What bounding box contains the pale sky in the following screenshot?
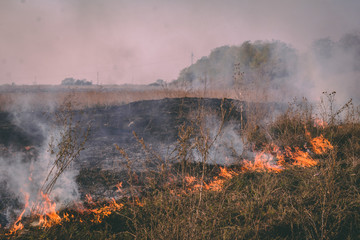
[1,0,360,85]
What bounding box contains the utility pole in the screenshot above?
[96,71,99,85]
[191,52,194,65]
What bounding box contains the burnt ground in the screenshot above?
[0,97,286,226]
[80,98,246,169]
[0,97,285,159]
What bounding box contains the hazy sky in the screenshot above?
[1,0,360,85]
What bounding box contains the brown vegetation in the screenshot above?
[1,88,359,239]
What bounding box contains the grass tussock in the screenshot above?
[1,94,360,240]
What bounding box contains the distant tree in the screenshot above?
[174,40,297,89]
[149,79,166,87]
[61,78,92,86]
[61,78,75,85]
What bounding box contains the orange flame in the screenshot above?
[36,192,62,228]
[291,147,318,167]
[242,151,283,172]
[85,194,95,205]
[206,167,238,191]
[184,167,238,192]
[6,192,29,235]
[89,198,123,223]
[115,182,123,192]
[310,135,333,154]
[218,166,238,178]
[185,175,196,185]
[241,131,333,172]
[135,197,145,207]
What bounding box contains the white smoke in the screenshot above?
[191,114,244,165]
[0,101,80,225]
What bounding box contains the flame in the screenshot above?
[206,167,238,191]
[205,179,224,191]
[185,175,196,185]
[36,192,62,228]
[184,167,238,192]
[218,166,238,178]
[89,198,123,223]
[115,182,123,192]
[85,194,95,205]
[291,147,318,167]
[135,197,145,207]
[5,187,125,234]
[6,192,29,235]
[242,151,283,172]
[241,131,333,171]
[310,135,333,154]
[3,128,334,235]
[62,212,70,222]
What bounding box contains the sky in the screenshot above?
[1,0,360,85]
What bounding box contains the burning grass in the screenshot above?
[1,95,359,239]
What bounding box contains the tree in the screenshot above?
[61,78,92,86]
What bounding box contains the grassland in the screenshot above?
[0,86,359,239]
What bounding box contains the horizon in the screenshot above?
[1,0,360,86]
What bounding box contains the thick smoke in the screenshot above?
[0,98,80,226]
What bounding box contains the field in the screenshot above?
[0,85,359,239]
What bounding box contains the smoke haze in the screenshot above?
[1,0,360,86]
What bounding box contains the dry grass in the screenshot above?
[1,88,359,239]
[0,84,290,112]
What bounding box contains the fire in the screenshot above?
[242,151,283,172]
[291,147,318,167]
[85,194,95,205]
[3,127,334,236]
[184,167,238,192]
[6,192,29,235]
[115,182,123,192]
[218,166,238,178]
[135,197,145,207]
[32,193,125,226]
[310,135,334,154]
[62,212,71,222]
[241,132,333,172]
[89,198,123,223]
[185,175,197,185]
[36,192,62,228]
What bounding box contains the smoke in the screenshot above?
[174,32,360,106]
[190,114,244,166]
[295,33,360,105]
[0,98,80,226]
[1,0,360,85]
